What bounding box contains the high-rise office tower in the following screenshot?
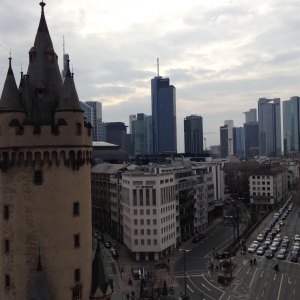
[184,115,203,154]
[243,108,259,158]
[258,98,281,157]
[61,37,69,80]
[80,101,102,141]
[131,114,153,155]
[129,114,137,134]
[85,101,102,141]
[220,120,234,158]
[243,108,257,123]
[283,96,300,154]
[105,122,128,150]
[233,127,244,157]
[0,2,95,299]
[151,76,177,153]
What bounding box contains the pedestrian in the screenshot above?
[212,264,214,271]
[253,258,256,265]
[250,259,253,267]
[168,258,170,264]
[216,265,219,271]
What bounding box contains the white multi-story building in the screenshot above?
[121,171,176,261]
[249,169,282,211]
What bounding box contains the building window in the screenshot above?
[5,275,10,288]
[74,234,80,248]
[141,229,144,235]
[34,170,43,185]
[37,90,45,99]
[141,239,144,245]
[252,176,255,179]
[133,190,137,206]
[29,53,36,63]
[153,209,156,215]
[72,285,82,300]
[147,219,150,225]
[147,229,151,235]
[73,202,80,216]
[152,189,156,205]
[154,229,157,235]
[262,181,265,185]
[140,189,143,205]
[252,181,255,185]
[76,123,82,135]
[154,239,157,245]
[153,219,157,225]
[46,53,54,63]
[257,176,260,179]
[146,209,150,215]
[146,189,150,205]
[147,239,151,245]
[253,192,256,195]
[4,240,9,253]
[140,209,144,215]
[134,239,138,245]
[74,269,80,282]
[134,229,138,235]
[3,205,9,220]
[134,209,137,215]
[134,219,138,225]
[140,219,144,225]
[267,182,270,185]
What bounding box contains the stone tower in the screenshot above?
[0,2,93,299]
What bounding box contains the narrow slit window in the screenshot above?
[73,202,80,216]
[74,234,80,248]
[75,269,80,282]
[4,240,9,253]
[4,205,9,220]
[76,123,82,135]
[5,275,10,288]
[34,170,43,185]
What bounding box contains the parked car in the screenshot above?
[257,234,265,242]
[111,249,119,259]
[279,247,287,254]
[105,241,112,248]
[276,250,285,260]
[265,238,272,246]
[93,232,99,237]
[97,235,104,241]
[215,251,229,259]
[291,254,298,263]
[248,244,258,253]
[198,234,205,239]
[270,244,278,252]
[265,249,274,258]
[192,237,200,243]
[257,247,266,256]
[295,234,300,242]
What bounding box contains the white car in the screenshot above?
[252,240,260,247]
[295,234,300,242]
[248,243,258,253]
[270,244,278,252]
[257,234,264,242]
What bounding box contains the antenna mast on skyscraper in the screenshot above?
[157,58,159,76]
[63,36,65,56]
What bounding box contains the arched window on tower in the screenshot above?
[46,52,54,63]
[29,47,36,63]
[37,90,45,99]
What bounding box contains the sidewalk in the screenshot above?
[93,217,225,299]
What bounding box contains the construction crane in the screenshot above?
[203,132,215,150]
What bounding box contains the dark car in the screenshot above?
[215,251,229,259]
[111,249,119,259]
[192,237,200,243]
[291,254,298,263]
[105,241,112,248]
[97,235,104,241]
[198,234,205,239]
[265,249,274,258]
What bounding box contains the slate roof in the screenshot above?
[0,58,24,111]
[90,241,113,297]
[29,255,52,300]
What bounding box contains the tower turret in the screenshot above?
[0,2,93,299]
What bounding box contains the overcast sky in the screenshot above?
[0,0,300,152]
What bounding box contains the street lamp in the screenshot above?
[179,249,190,299]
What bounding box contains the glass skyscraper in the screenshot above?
[184,115,203,154]
[151,76,177,154]
[80,101,102,141]
[283,96,300,154]
[258,98,281,157]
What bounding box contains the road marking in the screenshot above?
[265,281,267,287]
[187,284,194,292]
[276,274,284,300]
[202,283,211,291]
[288,277,291,284]
[274,273,277,281]
[260,271,264,277]
[249,268,257,287]
[293,289,295,294]
[262,291,264,297]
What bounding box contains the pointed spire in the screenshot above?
[38,1,49,33]
[66,59,71,77]
[56,57,83,112]
[0,57,24,111]
[29,253,52,300]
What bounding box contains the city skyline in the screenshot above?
[1,1,300,152]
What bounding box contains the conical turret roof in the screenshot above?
[0,58,24,111]
[56,60,83,112]
[25,1,63,124]
[29,254,52,300]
